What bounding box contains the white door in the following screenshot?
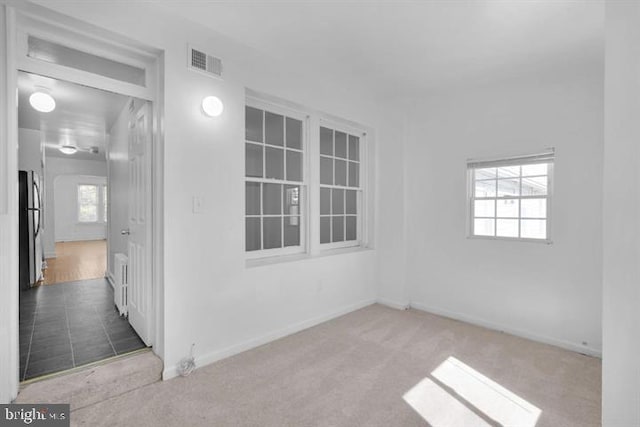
[127,102,153,346]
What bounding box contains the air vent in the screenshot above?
[188,46,223,79]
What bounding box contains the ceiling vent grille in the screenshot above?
[188,46,223,79]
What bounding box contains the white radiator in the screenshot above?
[114,253,128,316]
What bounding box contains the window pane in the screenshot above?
[283,185,300,216]
[474,218,495,236]
[521,219,547,239]
[286,150,302,182]
[263,217,282,249]
[320,188,331,215]
[246,182,260,215]
[265,147,284,179]
[335,131,347,158]
[497,166,520,178]
[521,176,547,196]
[332,189,344,214]
[263,183,282,215]
[496,219,518,237]
[348,135,359,161]
[333,216,344,242]
[474,200,494,217]
[475,168,496,180]
[521,198,547,218]
[245,106,263,142]
[320,157,333,185]
[496,199,519,218]
[245,218,261,251]
[348,162,359,188]
[335,159,347,186]
[320,127,333,155]
[320,217,331,244]
[286,117,302,150]
[103,186,108,222]
[245,143,263,178]
[78,185,98,222]
[346,216,357,241]
[345,190,357,214]
[475,180,496,197]
[497,179,520,197]
[265,111,284,146]
[522,163,548,176]
[283,216,300,247]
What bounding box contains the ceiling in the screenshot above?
[18,71,129,161]
[156,0,604,97]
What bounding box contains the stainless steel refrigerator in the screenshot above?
[19,170,44,289]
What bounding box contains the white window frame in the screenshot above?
[244,97,310,260]
[466,150,554,244]
[318,118,366,250]
[77,183,107,224]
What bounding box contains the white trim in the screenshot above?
[410,302,602,358]
[106,270,116,289]
[466,148,555,168]
[162,298,376,380]
[0,5,20,404]
[1,5,165,401]
[376,298,410,311]
[44,251,56,259]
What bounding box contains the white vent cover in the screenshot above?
[188,45,223,78]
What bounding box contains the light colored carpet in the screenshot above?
[70,304,601,427]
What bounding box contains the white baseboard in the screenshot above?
[44,251,56,259]
[106,271,115,289]
[376,297,410,310]
[55,236,106,242]
[163,298,376,380]
[410,302,602,358]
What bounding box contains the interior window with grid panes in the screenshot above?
[319,126,361,245]
[470,161,551,240]
[245,105,305,253]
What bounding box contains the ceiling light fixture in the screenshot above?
[29,89,56,113]
[59,145,77,155]
[201,95,224,117]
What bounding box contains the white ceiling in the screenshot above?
[157,0,604,97]
[18,71,129,161]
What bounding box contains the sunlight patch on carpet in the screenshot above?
[403,356,541,427]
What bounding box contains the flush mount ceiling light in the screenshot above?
[29,89,56,113]
[201,95,224,117]
[59,145,77,155]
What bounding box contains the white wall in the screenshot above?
[106,99,132,281]
[17,128,42,175]
[53,174,106,242]
[403,68,604,355]
[33,2,389,377]
[43,157,107,257]
[602,1,640,425]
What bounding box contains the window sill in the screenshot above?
[245,245,373,268]
[467,235,553,245]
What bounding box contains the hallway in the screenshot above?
[44,240,107,285]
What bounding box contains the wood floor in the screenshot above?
[43,240,107,285]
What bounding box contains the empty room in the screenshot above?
[0,1,638,426]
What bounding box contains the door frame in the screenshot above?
[0,2,165,402]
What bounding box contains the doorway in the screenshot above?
[2,4,163,400]
[17,71,151,381]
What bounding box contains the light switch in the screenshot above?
[192,196,204,214]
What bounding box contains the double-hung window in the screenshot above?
[78,184,108,223]
[319,124,363,248]
[244,102,306,256]
[468,150,554,242]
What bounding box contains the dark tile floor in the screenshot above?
[19,278,146,381]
